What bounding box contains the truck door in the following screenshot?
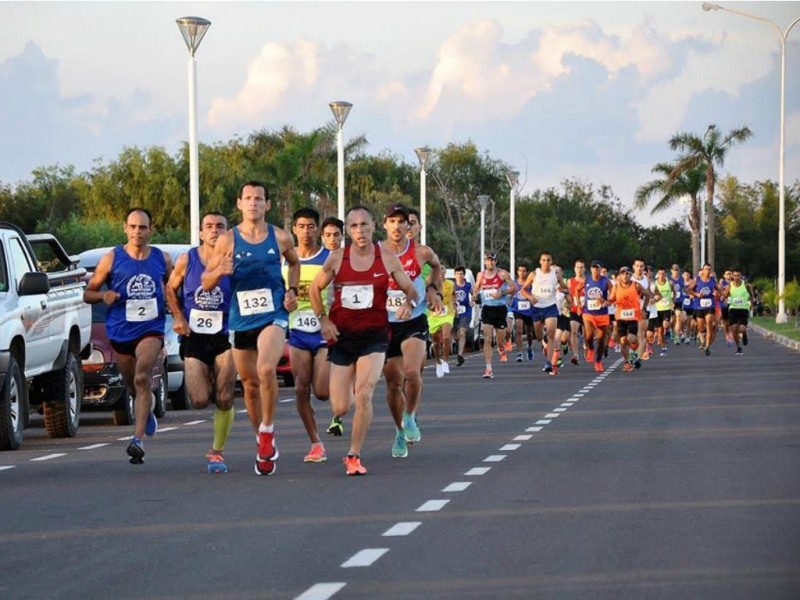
[6,236,49,371]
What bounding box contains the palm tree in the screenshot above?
[668,124,753,268]
[635,162,705,274]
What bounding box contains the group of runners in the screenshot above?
[82,185,755,477]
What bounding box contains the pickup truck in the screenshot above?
[0,222,92,450]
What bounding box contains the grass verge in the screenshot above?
[751,316,800,343]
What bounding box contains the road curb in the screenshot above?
[750,323,800,352]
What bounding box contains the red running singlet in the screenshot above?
[330,243,390,336]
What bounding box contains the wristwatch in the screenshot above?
[287,286,299,296]
[408,299,418,309]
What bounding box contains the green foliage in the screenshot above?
[782,278,800,314]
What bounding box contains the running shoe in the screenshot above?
[542,362,552,373]
[504,340,512,352]
[742,332,748,346]
[442,361,450,374]
[145,411,158,437]
[622,362,634,372]
[327,416,344,437]
[207,451,228,474]
[344,454,367,476]
[254,457,276,476]
[594,361,603,373]
[549,364,559,376]
[614,345,621,354]
[641,351,650,361]
[304,443,327,463]
[516,353,524,363]
[527,347,534,362]
[674,337,681,346]
[704,347,711,356]
[556,357,564,368]
[483,368,494,379]
[257,430,279,461]
[659,347,668,357]
[570,355,579,366]
[391,431,409,458]
[561,343,569,355]
[403,414,421,443]
[435,362,444,378]
[633,357,642,369]
[126,437,145,465]
[584,348,595,362]
[685,338,691,346]
[499,350,508,363]
[456,355,465,367]
[735,348,743,356]
[726,339,733,348]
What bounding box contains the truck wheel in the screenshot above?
[42,352,82,438]
[152,367,167,418]
[170,381,190,410]
[0,356,26,450]
[112,391,134,426]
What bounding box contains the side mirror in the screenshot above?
[19,272,50,296]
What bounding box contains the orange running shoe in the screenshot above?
[622,362,634,372]
[344,454,367,476]
[594,361,603,373]
[584,348,595,362]
[304,443,327,463]
[504,339,512,352]
[499,351,508,363]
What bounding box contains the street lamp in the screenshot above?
[506,170,520,275]
[703,2,800,323]
[329,101,353,224]
[414,147,431,245]
[477,195,490,268]
[176,16,211,246]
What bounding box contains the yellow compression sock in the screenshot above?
[212,407,235,452]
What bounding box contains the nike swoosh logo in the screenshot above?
[374,273,385,278]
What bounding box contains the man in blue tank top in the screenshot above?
[202,181,300,476]
[166,212,236,474]
[84,208,173,465]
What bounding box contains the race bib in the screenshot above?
[537,285,553,296]
[291,309,320,333]
[683,297,691,307]
[516,300,531,311]
[482,289,498,301]
[189,308,223,334]
[730,297,748,309]
[620,308,635,319]
[386,289,406,312]
[435,305,450,317]
[341,285,373,310]
[699,298,713,308]
[457,304,466,315]
[587,298,602,311]
[237,288,275,316]
[126,298,158,322]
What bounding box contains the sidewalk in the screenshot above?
[749,323,800,352]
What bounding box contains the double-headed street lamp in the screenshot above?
[176,16,211,246]
[329,101,353,224]
[477,195,491,267]
[506,170,520,275]
[703,2,800,323]
[414,147,431,245]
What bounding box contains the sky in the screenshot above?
[1,1,798,228]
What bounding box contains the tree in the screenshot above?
[668,124,753,268]
[635,161,705,274]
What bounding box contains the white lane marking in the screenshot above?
[294,582,346,600]
[117,436,130,441]
[465,467,491,475]
[526,426,543,432]
[484,455,506,463]
[279,398,293,404]
[499,444,520,451]
[417,499,450,512]
[237,409,248,414]
[382,522,422,536]
[158,427,178,433]
[0,466,16,471]
[31,454,66,462]
[535,419,551,425]
[514,434,532,441]
[184,420,207,425]
[553,408,567,413]
[544,413,560,418]
[341,548,389,568]
[574,393,586,397]
[442,482,472,492]
[560,403,574,407]
[78,443,109,450]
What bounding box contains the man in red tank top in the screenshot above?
[309,206,418,476]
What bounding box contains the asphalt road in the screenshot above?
[2,332,799,600]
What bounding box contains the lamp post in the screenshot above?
[176,16,211,246]
[477,195,490,267]
[414,147,431,245]
[703,2,800,322]
[506,170,520,275]
[329,101,353,224]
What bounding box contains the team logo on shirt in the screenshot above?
[194,286,225,310]
[126,274,157,299]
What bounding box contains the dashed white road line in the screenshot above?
[514,434,533,441]
[416,499,450,512]
[78,443,109,450]
[483,455,506,463]
[31,454,66,462]
[535,419,551,425]
[184,420,207,425]
[295,582,347,600]
[499,444,520,451]
[442,482,472,492]
[0,465,15,471]
[382,522,422,536]
[465,467,491,476]
[526,426,544,432]
[340,548,389,568]
[544,413,560,418]
[158,427,178,433]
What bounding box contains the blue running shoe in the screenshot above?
[403,414,421,443]
[145,411,158,437]
[126,437,145,464]
[527,347,534,362]
[392,431,409,458]
[542,362,552,373]
[207,451,228,474]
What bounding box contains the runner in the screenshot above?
[381,203,443,459]
[309,205,418,475]
[567,259,586,365]
[631,258,651,362]
[719,268,734,347]
[510,263,535,362]
[428,269,456,377]
[578,260,613,372]
[653,266,675,357]
[721,268,754,355]
[202,181,300,476]
[609,266,650,372]
[687,263,720,356]
[283,207,332,463]
[473,252,516,379]
[681,269,696,344]
[166,212,236,473]
[83,208,173,464]
[669,264,686,345]
[453,266,475,366]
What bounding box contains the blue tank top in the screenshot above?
[669,275,685,303]
[694,275,717,310]
[719,279,730,307]
[228,225,288,331]
[583,275,610,315]
[106,246,167,343]
[455,282,472,321]
[511,280,533,316]
[183,247,232,336]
